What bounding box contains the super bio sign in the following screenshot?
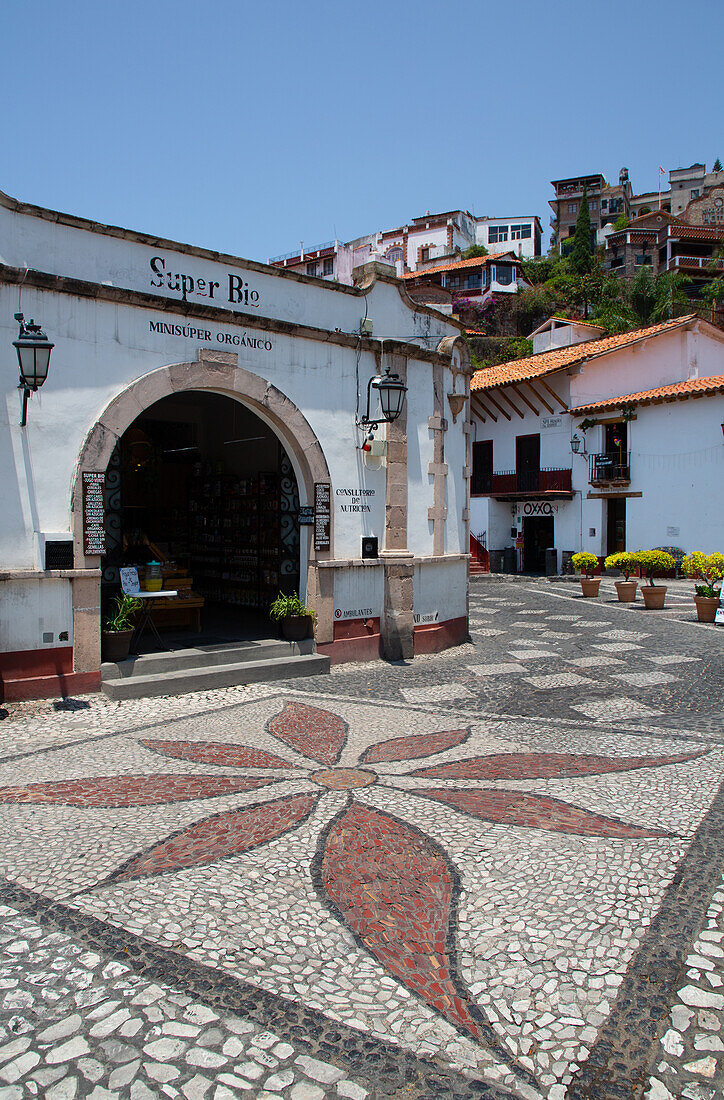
[149,255,261,308]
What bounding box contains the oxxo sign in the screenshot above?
[149,256,261,309]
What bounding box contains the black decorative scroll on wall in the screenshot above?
[279,443,300,593]
[102,442,123,588]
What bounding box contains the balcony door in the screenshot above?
[516,434,540,493]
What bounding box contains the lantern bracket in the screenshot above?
[357,365,408,432]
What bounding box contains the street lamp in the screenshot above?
[14,313,54,426]
[570,433,587,456]
[358,366,408,431]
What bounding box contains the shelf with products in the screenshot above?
[187,467,281,608]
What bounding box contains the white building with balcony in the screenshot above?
[469,315,724,573]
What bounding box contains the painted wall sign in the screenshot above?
[148,320,273,350]
[517,501,559,517]
[82,472,106,556]
[314,483,331,551]
[414,610,439,625]
[335,488,376,513]
[541,416,563,430]
[149,255,261,308]
[334,606,375,620]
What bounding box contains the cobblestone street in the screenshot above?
[1,578,723,1100]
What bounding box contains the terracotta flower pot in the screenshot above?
[615,580,638,603]
[102,629,134,662]
[694,595,720,623]
[580,578,601,598]
[641,585,667,609]
[281,615,313,641]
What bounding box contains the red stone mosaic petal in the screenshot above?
[410,750,706,781]
[267,702,347,766]
[142,740,301,770]
[360,729,470,765]
[111,792,319,881]
[0,775,277,807]
[410,787,675,839]
[317,802,492,1047]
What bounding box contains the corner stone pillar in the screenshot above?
[381,354,414,661]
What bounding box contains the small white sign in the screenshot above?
[119,566,141,595]
[541,416,562,430]
[666,526,680,538]
[716,592,724,625]
[334,607,375,621]
[414,611,439,625]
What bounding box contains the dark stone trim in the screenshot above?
[0,264,455,364]
[566,774,724,1100]
[0,877,511,1100]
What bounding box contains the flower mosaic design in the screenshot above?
[0,702,704,1082]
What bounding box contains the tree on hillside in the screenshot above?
[714,158,723,172]
[570,187,594,276]
[462,244,488,259]
[593,267,691,332]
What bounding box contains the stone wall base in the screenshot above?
[414,615,468,655]
[0,646,101,702]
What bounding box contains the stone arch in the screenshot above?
[69,350,334,672]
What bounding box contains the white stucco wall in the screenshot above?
[1,194,470,658]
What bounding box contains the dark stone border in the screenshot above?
[566,774,724,1100]
[0,878,512,1100]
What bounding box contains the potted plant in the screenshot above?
[269,591,317,642]
[681,552,724,622]
[635,550,676,609]
[102,593,142,662]
[604,551,639,602]
[571,552,601,597]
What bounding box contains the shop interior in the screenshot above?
[103,392,300,649]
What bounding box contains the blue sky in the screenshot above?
[3,0,723,261]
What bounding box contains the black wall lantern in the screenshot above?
[358,365,408,431]
[14,312,54,426]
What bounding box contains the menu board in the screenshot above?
[82,472,106,556]
[314,482,331,551]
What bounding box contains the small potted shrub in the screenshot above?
[604,551,639,602]
[681,552,724,622]
[102,593,142,662]
[635,550,676,609]
[571,552,601,597]
[270,591,317,641]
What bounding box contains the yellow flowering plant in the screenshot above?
[571,552,599,578]
[681,552,724,598]
[604,551,638,580]
[635,550,676,586]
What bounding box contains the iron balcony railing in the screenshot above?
[489,468,572,495]
[589,451,631,484]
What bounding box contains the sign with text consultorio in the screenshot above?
[314,483,331,552]
[82,472,106,556]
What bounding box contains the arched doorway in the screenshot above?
[70,353,334,677]
[102,391,301,647]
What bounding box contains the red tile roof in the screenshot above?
[401,253,510,280]
[571,372,724,414]
[470,315,697,392]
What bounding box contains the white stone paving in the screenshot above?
[613,672,679,687]
[523,673,592,690]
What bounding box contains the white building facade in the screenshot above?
[469,316,724,573]
[0,190,472,701]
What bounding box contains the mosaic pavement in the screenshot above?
[1,580,723,1099]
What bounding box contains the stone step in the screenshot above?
[101,638,314,680]
[101,652,330,700]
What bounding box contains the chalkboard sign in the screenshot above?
[314,482,331,551]
[82,472,106,556]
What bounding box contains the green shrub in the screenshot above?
[604,551,638,580]
[571,552,599,578]
[681,552,724,598]
[269,591,317,623]
[635,550,676,586]
[103,593,142,632]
